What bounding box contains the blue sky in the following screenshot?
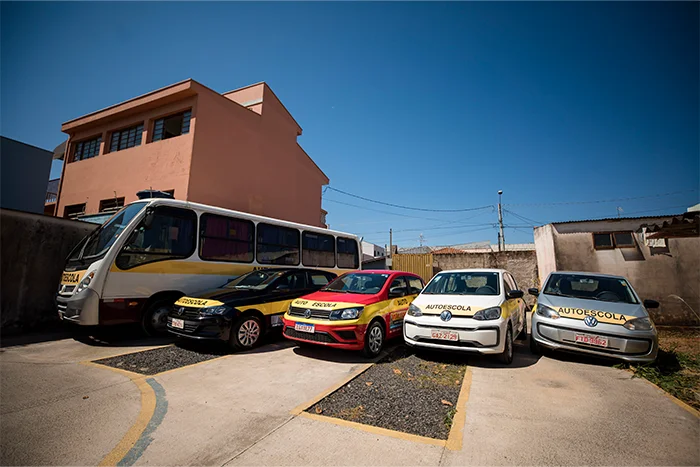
[2,2,698,247]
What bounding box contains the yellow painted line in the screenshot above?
[299,412,446,447]
[289,362,375,416]
[635,373,700,418]
[446,367,473,451]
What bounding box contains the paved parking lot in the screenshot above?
[1,327,698,466]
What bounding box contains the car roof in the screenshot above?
[435,268,507,274]
[349,270,421,277]
[547,270,629,280]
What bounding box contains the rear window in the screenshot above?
[423,272,500,296]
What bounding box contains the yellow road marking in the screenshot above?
[300,412,446,447]
[635,373,700,418]
[446,367,473,451]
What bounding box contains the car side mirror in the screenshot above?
[388,288,405,298]
[528,288,539,297]
[275,284,290,291]
[644,299,659,309]
[507,290,524,299]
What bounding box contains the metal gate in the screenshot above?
[391,253,435,283]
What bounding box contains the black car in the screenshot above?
[166,268,338,350]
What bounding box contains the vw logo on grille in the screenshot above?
[584,316,598,327]
[178,307,185,316]
[440,310,452,322]
[304,309,312,319]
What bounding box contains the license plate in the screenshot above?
[575,333,608,347]
[431,330,458,341]
[171,318,184,330]
[294,323,315,333]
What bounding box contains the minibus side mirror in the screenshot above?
[528,288,539,297]
[507,290,524,299]
[644,299,660,309]
[143,208,155,230]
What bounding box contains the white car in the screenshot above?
[403,268,527,364]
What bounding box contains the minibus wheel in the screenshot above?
[362,321,385,358]
[231,315,263,350]
[142,299,173,336]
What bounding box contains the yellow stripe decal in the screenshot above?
[174,297,225,308]
[61,270,86,286]
[109,261,348,276]
[555,307,635,325]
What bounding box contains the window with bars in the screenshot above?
[109,124,143,152]
[99,198,125,213]
[152,110,191,142]
[64,203,86,219]
[73,136,101,162]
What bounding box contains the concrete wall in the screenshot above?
[189,84,328,227]
[434,251,539,307]
[534,217,700,325]
[0,137,53,214]
[57,96,197,216]
[1,209,96,332]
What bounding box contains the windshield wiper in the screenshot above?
[321,288,350,293]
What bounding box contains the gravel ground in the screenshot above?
[308,346,467,439]
[93,341,229,375]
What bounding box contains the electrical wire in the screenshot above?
[323,198,450,222]
[326,186,494,213]
[503,189,697,207]
[503,208,543,226]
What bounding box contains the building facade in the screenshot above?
[0,137,53,215]
[361,241,386,261]
[534,213,700,325]
[56,80,329,227]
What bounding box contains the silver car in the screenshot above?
[529,271,659,363]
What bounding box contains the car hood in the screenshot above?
[537,294,648,324]
[174,287,262,308]
[411,294,502,317]
[290,291,380,310]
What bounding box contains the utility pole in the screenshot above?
[497,190,505,252]
[389,228,393,259]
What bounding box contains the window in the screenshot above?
[99,198,125,213]
[323,272,389,294]
[73,136,101,162]
[309,272,334,287]
[543,273,638,304]
[407,277,424,295]
[337,237,359,269]
[115,206,196,269]
[274,271,307,291]
[302,231,335,267]
[64,203,86,219]
[199,214,254,263]
[109,124,143,152]
[593,231,635,250]
[389,277,408,297]
[256,223,300,265]
[423,272,500,296]
[152,110,191,142]
[507,273,519,290]
[503,275,513,294]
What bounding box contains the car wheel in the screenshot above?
[230,315,263,351]
[363,321,385,358]
[499,325,514,365]
[142,299,174,336]
[517,312,528,340]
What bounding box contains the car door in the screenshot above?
[386,276,411,336]
[504,273,524,333]
[266,271,309,327]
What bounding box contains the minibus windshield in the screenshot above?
[70,202,148,261]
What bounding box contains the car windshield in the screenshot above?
[422,272,500,296]
[69,202,147,261]
[321,273,389,294]
[543,273,638,304]
[225,270,281,289]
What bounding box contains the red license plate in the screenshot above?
[431,330,458,341]
[575,333,608,347]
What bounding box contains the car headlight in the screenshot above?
[472,306,502,320]
[407,303,422,317]
[535,304,560,319]
[329,307,363,320]
[200,305,231,316]
[623,317,653,331]
[75,272,95,294]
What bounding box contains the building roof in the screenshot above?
[645,212,699,239]
[549,214,685,225]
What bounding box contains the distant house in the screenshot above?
[534,212,700,325]
[0,137,53,215]
[361,241,386,261]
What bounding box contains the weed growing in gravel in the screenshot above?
[443,407,457,430]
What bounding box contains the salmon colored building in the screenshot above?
[55,80,329,227]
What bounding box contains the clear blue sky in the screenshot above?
[2,2,698,247]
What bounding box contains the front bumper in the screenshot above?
[403,315,507,354]
[281,317,367,350]
[56,289,100,325]
[531,315,658,363]
[166,314,231,341]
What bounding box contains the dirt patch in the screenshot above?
[93,343,227,375]
[307,346,467,440]
[658,326,700,355]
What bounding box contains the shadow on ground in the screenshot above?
[291,341,397,364]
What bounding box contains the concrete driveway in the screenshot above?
[1,330,698,466]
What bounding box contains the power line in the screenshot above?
[503,208,543,226]
[504,189,697,207]
[323,198,449,222]
[326,186,494,213]
[356,222,495,236]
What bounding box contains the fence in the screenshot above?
[391,253,435,283]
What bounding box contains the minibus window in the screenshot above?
[256,223,300,265]
[302,231,335,267]
[337,237,359,269]
[115,206,196,269]
[200,214,254,263]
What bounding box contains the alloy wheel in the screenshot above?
[238,319,261,347]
